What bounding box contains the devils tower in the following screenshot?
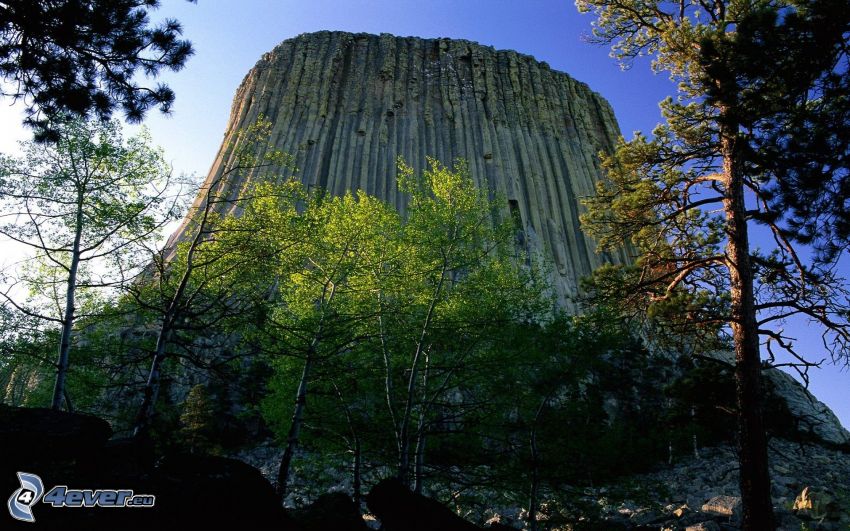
[178,30,634,307]
[165,30,850,445]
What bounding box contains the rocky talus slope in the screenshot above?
[3,406,847,531]
[538,439,850,530]
[231,437,849,530]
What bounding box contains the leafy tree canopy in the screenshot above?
[0,117,184,410]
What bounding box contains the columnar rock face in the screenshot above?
[169,33,849,443]
[186,31,634,306]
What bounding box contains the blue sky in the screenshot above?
[0,0,846,427]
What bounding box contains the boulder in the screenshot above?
[293,492,368,531]
[703,351,850,447]
[700,495,741,521]
[0,405,115,511]
[44,454,300,530]
[793,486,841,521]
[672,504,690,518]
[0,405,112,464]
[366,478,481,531]
[76,436,156,478]
[148,453,293,529]
[0,407,298,531]
[766,370,850,447]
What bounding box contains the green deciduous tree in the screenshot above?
[0,118,182,411]
[212,180,396,499]
[576,0,850,527]
[128,117,293,438]
[217,158,545,501]
[385,158,545,492]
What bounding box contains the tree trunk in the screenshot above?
[528,426,540,531]
[376,292,400,456]
[721,132,776,530]
[276,347,315,501]
[398,346,425,486]
[133,176,217,435]
[133,328,171,437]
[277,281,335,501]
[51,197,84,411]
[398,271,445,486]
[63,388,74,414]
[398,428,411,483]
[413,349,431,495]
[528,394,549,531]
[332,378,362,509]
[692,406,700,459]
[413,430,426,495]
[353,438,362,509]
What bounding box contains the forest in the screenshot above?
[1,1,850,530]
[0,117,713,508]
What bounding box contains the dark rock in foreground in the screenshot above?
[1,406,298,530]
[293,492,369,531]
[0,405,112,462]
[367,477,481,531]
[149,453,293,529]
[5,405,848,530]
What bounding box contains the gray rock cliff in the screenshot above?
[171,31,847,447]
[179,30,634,307]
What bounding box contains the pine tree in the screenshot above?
[179,384,216,454]
[576,0,850,527]
[0,0,194,141]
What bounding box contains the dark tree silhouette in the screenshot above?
[0,0,194,141]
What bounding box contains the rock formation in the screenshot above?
[173,30,847,446]
[764,368,850,446]
[707,351,850,446]
[179,30,634,307]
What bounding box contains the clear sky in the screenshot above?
[0,0,846,428]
